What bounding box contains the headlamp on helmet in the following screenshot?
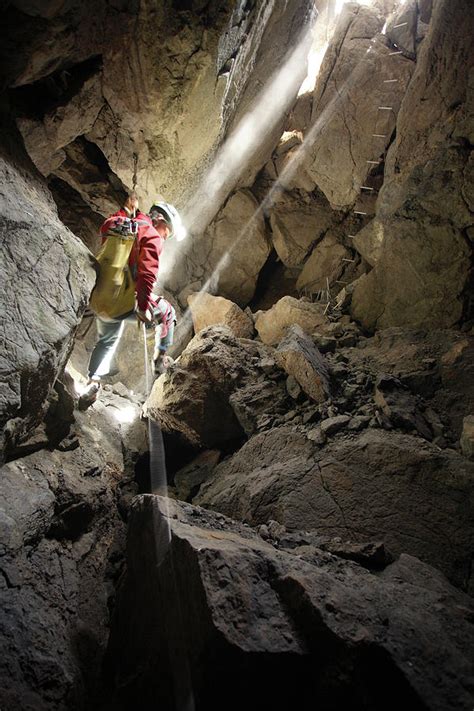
[149,201,186,241]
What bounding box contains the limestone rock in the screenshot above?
[255,296,328,346]
[287,92,312,133]
[302,4,414,208]
[0,138,95,460]
[351,0,474,329]
[196,427,474,592]
[460,415,474,460]
[174,450,221,502]
[352,218,385,266]
[167,189,271,307]
[386,0,418,59]
[0,387,146,710]
[106,494,474,710]
[17,73,104,178]
[296,232,351,293]
[146,326,266,448]
[320,414,351,435]
[374,373,432,439]
[229,380,289,436]
[276,325,330,403]
[188,292,254,338]
[174,0,315,236]
[269,200,336,268]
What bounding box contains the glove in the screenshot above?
[135,308,153,324]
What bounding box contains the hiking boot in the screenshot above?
[78,381,101,410]
[153,354,174,376]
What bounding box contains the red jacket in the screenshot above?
[100,209,164,312]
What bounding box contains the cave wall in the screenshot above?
[0,119,95,459]
[351,0,474,328]
[0,1,473,710]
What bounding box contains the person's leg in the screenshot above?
[87,317,125,380]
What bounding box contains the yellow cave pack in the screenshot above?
[89,218,138,320]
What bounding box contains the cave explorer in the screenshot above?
[78,193,180,410]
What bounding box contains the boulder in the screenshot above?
[105,494,474,711]
[296,232,351,294]
[374,373,432,439]
[352,218,385,266]
[275,325,330,403]
[145,326,268,448]
[187,292,254,338]
[320,414,351,436]
[196,427,474,593]
[255,296,328,346]
[167,189,271,307]
[351,220,470,330]
[229,380,290,436]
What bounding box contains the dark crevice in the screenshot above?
[249,248,299,312]
[9,54,103,120]
[49,176,104,252]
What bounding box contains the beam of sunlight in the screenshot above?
[177,34,385,333]
[111,404,137,423]
[163,0,402,305]
[181,20,315,235]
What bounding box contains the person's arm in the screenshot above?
[136,229,163,312]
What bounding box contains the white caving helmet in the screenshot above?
[149,200,187,241]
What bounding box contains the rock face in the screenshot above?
[302,3,414,209]
[461,415,474,460]
[196,427,474,593]
[5,0,316,292]
[296,232,351,293]
[351,0,474,329]
[0,386,147,711]
[105,495,474,711]
[0,134,95,460]
[167,189,271,307]
[268,200,334,267]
